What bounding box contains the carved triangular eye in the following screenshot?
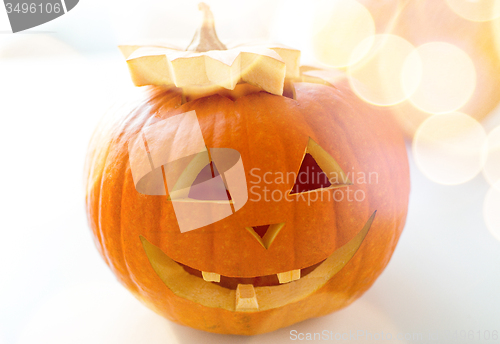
[188,162,232,201]
[167,149,235,203]
[290,138,351,194]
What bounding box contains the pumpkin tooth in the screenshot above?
[235,284,259,311]
[277,269,301,284]
[201,271,221,282]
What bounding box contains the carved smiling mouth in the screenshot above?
[141,211,376,312]
[178,259,325,289]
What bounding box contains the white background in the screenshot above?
[1,1,500,343]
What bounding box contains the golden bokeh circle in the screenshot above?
[484,182,500,243]
[347,34,421,106]
[446,0,500,22]
[312,0,375,68]
[413,112,487,185]
[482,126,500,188]
[407,42,476,115]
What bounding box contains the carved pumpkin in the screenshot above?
[85,3,410,335]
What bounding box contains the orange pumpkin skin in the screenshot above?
[85,79,410,335]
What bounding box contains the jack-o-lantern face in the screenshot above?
[129,111,377,311]
[85,80,409,335]
[84,3,409,335]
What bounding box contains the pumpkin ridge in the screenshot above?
[90,96,151,270]
[120,172,137,288]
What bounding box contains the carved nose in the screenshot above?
[253,225,271,238]
[244,223,286,249]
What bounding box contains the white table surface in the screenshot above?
[1,42,499,344]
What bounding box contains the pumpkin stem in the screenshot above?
[186,3,227,52]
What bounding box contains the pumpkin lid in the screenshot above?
[119,3,301,96]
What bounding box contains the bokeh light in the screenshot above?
[482,126,500,188]
[413,112,487,185]
[406,42,476,115]
[494,15,500,61]
[347,34,421,106]
[312,0,375,68]
[484,182,500,242]
[445,0,500,22]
